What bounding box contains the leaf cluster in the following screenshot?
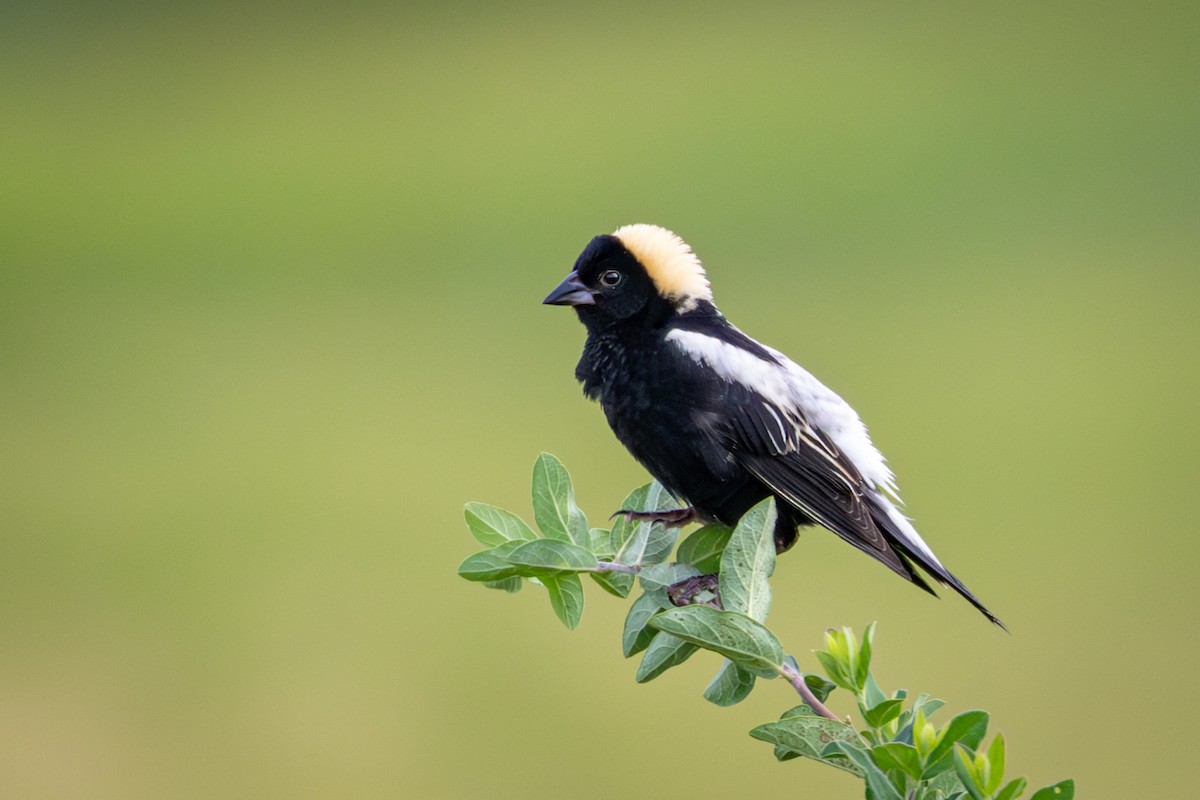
[754,623,1073,799]
[459,454,1073,800]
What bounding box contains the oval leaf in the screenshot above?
[822,741,903,798]
[635,632,697,682]
[648,606,783,677]
[587,526,615,558]
[869,742,922,780]
[623,591,668,657]
[638,561,700,592]
[612,482,682,565]
[543,573,584,629]
[531,453,588,544]
[985,733,1007,794]
[483,577,523,592]
[924,710,990,778]
[953,745,988,800]
[457,541,525,582]
[718,497,777,622]
[996,777,1029,800]
[749,717,860,774]
[590,570,634,598]
[677,524,732,573]
[704,660,756,706]
[862,697,904,729]
[464,502,537,547]
[1030,779,1074,800]
[506,538,598,577]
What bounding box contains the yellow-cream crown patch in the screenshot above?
[612,224,713,308]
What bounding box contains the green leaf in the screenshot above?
[457,541,525,582]
[635,632,698,682]
[825,627,862,691]
[899,693,944,733]
[589,570,634,598]
[995,777,1028,800]
[862,672,888,711]
[869,742,922,780]
[824,627,850,662]
[610,482,681,557]
[676,524,732,572]
[821,741,903,799]
[915,695,946,719]
[1029,779,1074,800]
[780,704,817,719]
[638,561,700,592]
[718,498,777,622]
[542,573,584,629]
[622,591,667,657]
[985,733,1007,794]
[815,649,855,691]
[862,698,904,729]
[843,628,863,692]
[463,502,537,547]
[483,577,523,592]
[749,716,860,774]
[531,453,588,544]
[856,622,876,691]
[926,769,970,798]
[953,746,987,800]
[804,672,838,703]
[587,527,615,558]
[704,660,756,706]
[643,525,680,566]
[896,693,943,743]
[925,711,990,778]
[772,699,835,761]
[505,538,598,577]
[648,606,784,677]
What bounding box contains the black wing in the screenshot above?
[713,385,1006,626]
[709,384,936,591]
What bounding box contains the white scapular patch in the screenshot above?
[666,326,946,569]
[612,224,713,309]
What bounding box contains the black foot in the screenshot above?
[609,506,701,527]
[667,573,722,609]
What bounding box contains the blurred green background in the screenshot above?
[2,1,1196,796]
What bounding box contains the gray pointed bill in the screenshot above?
[543,271,595,306]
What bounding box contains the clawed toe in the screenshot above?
[609,506,701,527]
[667,573,722,608]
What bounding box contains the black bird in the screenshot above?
[544,224,1002,627]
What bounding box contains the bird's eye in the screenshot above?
[599,270,622,288]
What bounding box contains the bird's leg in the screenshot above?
[609,506,702,527]
[667,573,722,609]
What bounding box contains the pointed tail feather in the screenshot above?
[868,499,1007,630]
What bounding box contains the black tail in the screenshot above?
[868,504,1007,631]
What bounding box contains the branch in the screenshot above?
[779,662,841,721]
[594,561,640,575]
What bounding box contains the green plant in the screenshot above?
[459,454,1074,800]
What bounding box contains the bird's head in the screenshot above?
[543,224,714,329]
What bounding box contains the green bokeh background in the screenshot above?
[3,2,1196,797]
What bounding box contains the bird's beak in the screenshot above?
[543,271,596,306]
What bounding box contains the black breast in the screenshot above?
[575,326,751,515]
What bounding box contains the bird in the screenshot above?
[543,223,1003,627]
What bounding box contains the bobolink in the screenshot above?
[544,224,1002,627]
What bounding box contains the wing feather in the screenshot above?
[667,323,1002,625]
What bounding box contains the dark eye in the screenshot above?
[599,270,622,288]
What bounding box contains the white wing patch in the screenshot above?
[666,327,946,569]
